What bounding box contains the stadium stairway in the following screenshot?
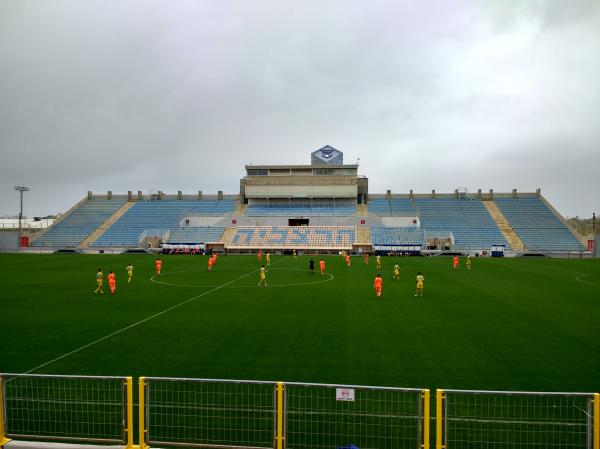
[220,227,238,246]
[356,227,371,244]
[234,202,246,215]
[78,201,137,248]
[354,203,368,217]
[482,200,525,252]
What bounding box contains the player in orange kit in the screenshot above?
[155,258,162,276]
[374,274,383,299]
[345,254,351,267]
[453,255,459,270]
[207,256,214,272]
[319,258,326,275]
[107,271,116,294]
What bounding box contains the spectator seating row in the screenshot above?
[229,226,356,248]
[368,199,416,215]
[416,198,508,250]
[495,198,584,251]
[168,226,226,244]
[32,199,127,247]
[370,227,425,245]
[92,200,234,247]
[246,204,355,216]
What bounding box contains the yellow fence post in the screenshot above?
[123,377,134,449]
[139,377,149,449]
[436,389,444,449]
[422,389,430,449]
[276,382,284,449]
[0,376,11,447]
[594,393,599,449]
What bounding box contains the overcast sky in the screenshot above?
[1,0,598,218]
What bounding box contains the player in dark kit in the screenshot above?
[309,258,315,276]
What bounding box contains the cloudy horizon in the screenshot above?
[1,0,598,219]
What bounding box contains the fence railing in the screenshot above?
[436,389,600,449]
[2,376,599,449]
[0,373,133,447]
[140,377,277,449]
[284,382,429,449]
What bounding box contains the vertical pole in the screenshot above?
[18,190,23,243]
[123,377,134,449]
[436,390,444,449]
[276,382,284,449]
[0,376,10,446]
[139,377,148,449]
[594,393,599,449]
[422,389,430,449]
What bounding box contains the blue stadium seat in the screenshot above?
[229,226,356,248]
[495,198,584,251]
[370,227,425,245]
[415,198,508,250]
[92,200,234,247]
[31,198,127,247]
[368,199,416,215]
[246,204,355,217]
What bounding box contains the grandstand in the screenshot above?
[415,198,509,251]
[229,226,356,250]
[31,198,127,247]
[168,226,226,244]
[22,146,591,256]
[92,199,234,248]
[495,197,585,251]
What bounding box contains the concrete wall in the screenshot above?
[0,231,19,251]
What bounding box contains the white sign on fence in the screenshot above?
[336,388,355,401]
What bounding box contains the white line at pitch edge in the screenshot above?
[23,259,285,374]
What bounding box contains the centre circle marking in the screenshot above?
[151,268,335,288]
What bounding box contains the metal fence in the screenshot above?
[284,382,429,449]
[0,373,133,446]
[436,389,599,449]
[141,377,277,448]
[2,375,598,449]
[140,378,429,449]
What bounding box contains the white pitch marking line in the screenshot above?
[575,274,596,284]
[23,259,285,374]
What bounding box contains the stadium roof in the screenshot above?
[245,164,359,170]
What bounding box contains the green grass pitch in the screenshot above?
[0,253,599,393]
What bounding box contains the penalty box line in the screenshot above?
[23,258,287,374]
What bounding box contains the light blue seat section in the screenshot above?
[370,227,425,245]
[246,204,355,216]
[229,226,355,247]
[416,198,508,250]
[495,198,584,251]
[92,200,234,247]
[169,227,225,244]
[31,198,127,247]
[368,199,416,215]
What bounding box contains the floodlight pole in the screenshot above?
[14,186,29,245]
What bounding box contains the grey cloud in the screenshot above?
[1,0,599,218]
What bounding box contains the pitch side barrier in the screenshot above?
[436,389,600,449]
[0,373,134,448]
[139,377,430,449]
